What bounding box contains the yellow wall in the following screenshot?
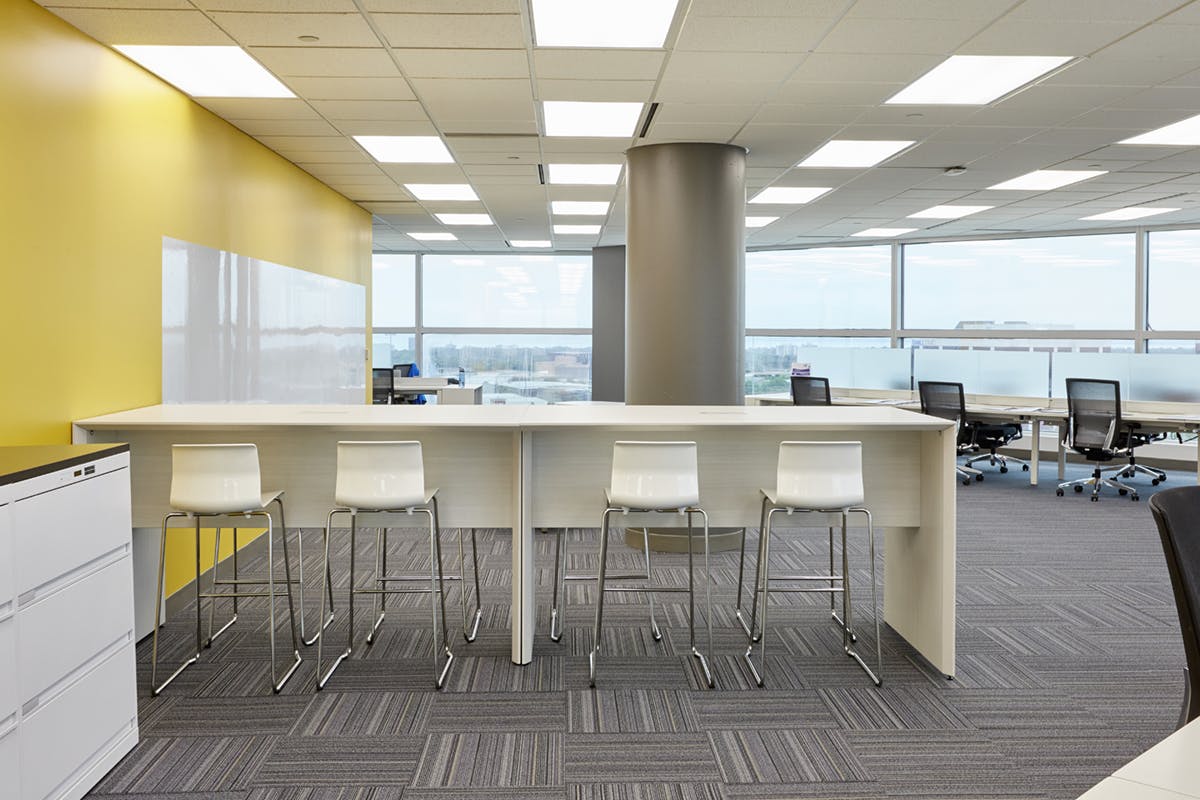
[0,0,372,594]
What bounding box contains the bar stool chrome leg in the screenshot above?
[455,519,483,642]
[743,505,772,687]
[150,512,194,696]
[642,527,662,642]
[549,528,565,643]
[735,497,769,642]
[688,509,714,688]
[267,508,304,693]
[843,507,882,686]
[426,506,454,688]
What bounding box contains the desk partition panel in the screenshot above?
[914,348,1050,397]
[794,347,911,391]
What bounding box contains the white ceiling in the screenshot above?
[38,0,1200,252]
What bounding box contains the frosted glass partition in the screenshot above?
[1050,352,1131,399]
[793,347,910,391]
[163,236,367,404]
[914,349,1050,397]
[1130,355,1200,402]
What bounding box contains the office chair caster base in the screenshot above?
[1091,496,1099,502]
[1056,489,1064,496]
[1022,464,1030,472]
[1131,494,1140,502]
[1119,488,1128,496]
[1074,485,1083,493]
[1153,478,1163,486]
[962,478,972,486]
[975,474,984,482]
[999,466,1008,473]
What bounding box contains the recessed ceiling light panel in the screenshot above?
[987,169,1106,191]
[1120,112,1200,146]
[114,45,293,98]
[509,240,553,248]
[908,204,993,219]
[435,213,493,226]
[745,216,779,228]
[543,101,643,137]
[749,187,832,204]
[354,136,454,164]
[1081,206,1180,221]
[886,55,1073,105]
[798,140,914,168]
[404,184,479,201]
[852,228,918,238]
[546,164,623,185]
[553,224,601,234]
[551,201,610,216]
[531,0,679,48]
[407,232,457,241]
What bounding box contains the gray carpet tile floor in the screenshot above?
[89,461,1189,799]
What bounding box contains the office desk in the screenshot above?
[751,394,1200,486]
[73,403,958,675]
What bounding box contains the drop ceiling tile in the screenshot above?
[279,149,373,164]
[208,12,379,47]
[362,201,426,215]
[661,51,805,84]
[1015,0,1186,21]
[198,98,321,120]
[228,118,342,136]
[299,163,390,180]
[751,104,867,126]
[195,0,359,9]
[372,13,525,49]
[538,140,633,156]
[689,0,849,15]
[41,0,192,7]
[734,123,843,167]
[961,20,1142,56]
[1047,57,1197,88]
[773,81,903,106]
[851,105,979,126]
[362,0,519,10]
[643,123,746,141]
[309,99,429,121]
[410,78,535,122]
[463,167,542,184]
[45,7,233,44]
[255,135,361,153]
[536,79,655,102]
[335,120,439,136]
[1106,86,1200,109]
[818,17,988,55]
[846,0,1017,19]
[1097,23,1200,61]
[249,46,400,77]
[392,48,529,79]
[533,50,666,81]
[786,52,942,84]
[675,16,830,51]
[652,104,759,125]
[378,165,470,182]
[655,80,782,104]
[284,76,415,100]
[1067,107,1191,130]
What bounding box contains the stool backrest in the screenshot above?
[609,441,699,510]
[171,443,263,514]
[336,440,426,510]
[776,441,864,510]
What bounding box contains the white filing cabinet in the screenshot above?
[0,445,138,800]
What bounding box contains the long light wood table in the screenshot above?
[73,403,958,675]
[1078,717,1200,799]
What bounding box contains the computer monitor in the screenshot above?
[371,368,393,405]
[393,363,415,378]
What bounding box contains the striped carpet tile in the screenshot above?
[817,686,973,730]
[289,691,432,736]
[567,783,723,800]
[92,736,276,794]
[691,691,837,730]
[250,736,424,788]
[567,689,700,733]
[563,733,721,783]
[428,692,566,732]
[708,729,871,783]
[410,732,563,787]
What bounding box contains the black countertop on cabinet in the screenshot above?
[0,443,130,487]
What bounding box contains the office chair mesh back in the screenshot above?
[1066,378,1121,453]
[791,376,832,406]
[1149,486,1200,725]
[918,381,966,423]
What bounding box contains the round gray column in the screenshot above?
[625,142,746,405]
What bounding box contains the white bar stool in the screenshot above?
[316,441,481,691]
[743,441,882,687]
[151,444,303,695]
[588,441,714,689]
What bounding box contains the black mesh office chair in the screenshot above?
[965,422,1030,476]
[917,381,983,486]
[791,375,831,406]
[1056,378,1152,502]
[392,362,419,404]
[1149,486,1200,728]
[371,368,393,405]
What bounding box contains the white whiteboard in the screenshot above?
[162,236,366,404]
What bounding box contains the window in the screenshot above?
[744,336,890,395]
[423,254,591,328]
[903,234,1135,330]
[372,254,416,328]
[1148,229,1200,332]
[746,246,890,330]
[423,333,591,404]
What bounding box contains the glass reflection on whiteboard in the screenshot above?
[162,237,366,404]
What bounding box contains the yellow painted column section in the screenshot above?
[0,0,372,597]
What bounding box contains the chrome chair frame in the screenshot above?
[588,503,714,689]
[742,497,882,688]
[151,505,302,695]
[316,495,481,691]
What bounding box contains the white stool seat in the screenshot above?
[773,440,865,510]
[607,440,700,510]
[317,441,481,691]
[151,443,303,696]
